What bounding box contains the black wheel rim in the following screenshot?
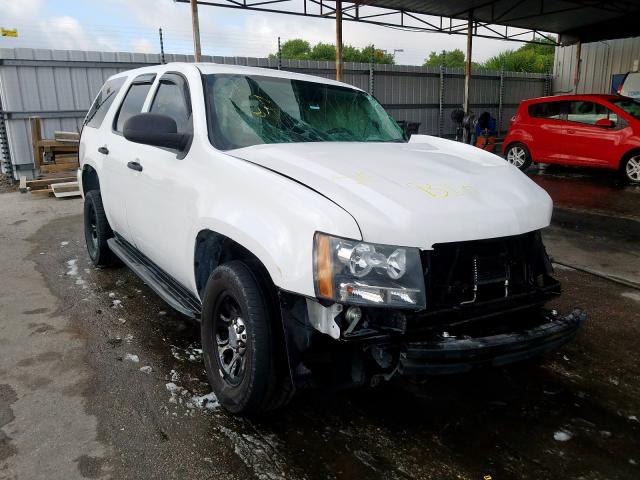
[86,202,98,257]
[213,292,248,387]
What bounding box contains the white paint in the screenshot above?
[621,292,640,303]
[553,430,572,442]
[124,353,139,363]
[189,392,219,410]
[139,365,152,374]
[65,259,78,276]
[80,63,552,301]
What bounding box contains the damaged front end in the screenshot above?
[279,230,585,390]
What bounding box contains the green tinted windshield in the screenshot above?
[204,74,406,150]
[611,98,640,120]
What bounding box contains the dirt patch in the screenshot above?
[23,308,49,315]
[0,175,18,194]
[0,384,18,462]
[75,455,106,478]
[15,351,63,367]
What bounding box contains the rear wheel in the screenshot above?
[84,190,117,267]
[201,260,289,414]
[621,154,640,184]
[505,143,532,171]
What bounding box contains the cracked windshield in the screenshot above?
[204,74,406,149]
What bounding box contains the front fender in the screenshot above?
[190,158,361,298]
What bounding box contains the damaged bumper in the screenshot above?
[399,309,586,375]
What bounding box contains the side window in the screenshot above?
[567,101,618,126]
[84,77,126,129]
[528,101,564,120]
[150,74,192,133]
[113,75,155,133]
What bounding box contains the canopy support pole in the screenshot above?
[464,10,473,116]
[573,40,582,93]
[336,0,343,81]
[190,0,202,62]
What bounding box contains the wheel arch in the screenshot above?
[619,147,640,169]
[81,164,100,195]
[193,229,276,300]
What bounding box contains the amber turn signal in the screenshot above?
[314,233,334,299]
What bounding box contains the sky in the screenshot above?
[0,0,523,65]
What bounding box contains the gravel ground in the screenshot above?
[1,192,639,480]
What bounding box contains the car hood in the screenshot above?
[228,135,552,248]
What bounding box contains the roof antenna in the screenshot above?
[159,27,166,64]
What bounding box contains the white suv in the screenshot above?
[78,63,584,414]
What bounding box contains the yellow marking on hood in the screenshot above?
[409,183,473,199]
[331,171,374,185]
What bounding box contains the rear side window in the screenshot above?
[150,74,192,133]
[113,77,155,133]
[84,77,126,129]
[567,101,618,126]
[528,101,564,120]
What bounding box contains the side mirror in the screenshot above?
[594,118,615,128]
[123,113,190,150]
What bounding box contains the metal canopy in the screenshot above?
[179,0,640,46]
[180,0,640,128]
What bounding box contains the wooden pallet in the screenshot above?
[51,181,81,198]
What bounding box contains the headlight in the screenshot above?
[313,232,426,309]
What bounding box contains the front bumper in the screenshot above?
[398,308,585,375]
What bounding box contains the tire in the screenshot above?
[620,153,640,184]
[505,142,532,171]
[83,190,117,267]
[201,260,287,414]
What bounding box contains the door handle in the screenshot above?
[567,129,575,134]
[98,146,109,155]
[127,161,143,172]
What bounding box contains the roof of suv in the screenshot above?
[523,94,622,104]
[110,62,360,91]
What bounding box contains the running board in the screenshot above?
[107,236,202,319]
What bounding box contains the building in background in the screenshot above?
[0,47,549,180]
[554,37,640,95]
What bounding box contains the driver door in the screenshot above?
[124,73,197,285]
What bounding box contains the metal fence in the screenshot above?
[553,37,640,95]
[0,47,550,180]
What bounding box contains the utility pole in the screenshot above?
[190,0,202,62]
[159,28,166,64]
[335,0,343,81]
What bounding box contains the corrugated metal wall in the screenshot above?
[0,47,549,180]
[553,37,640,95]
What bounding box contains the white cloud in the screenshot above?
[0,2,117,52]
[131,38,155,53]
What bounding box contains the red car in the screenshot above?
[503,94,640,183]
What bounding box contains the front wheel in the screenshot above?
[621,154,640,184]
[201,261,286,414]
[505,143,532,171]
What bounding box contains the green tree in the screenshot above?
[271,39,394,64]
[423,49,467,68]
[359,44,394,64]
[309,42,335,60]
[268,39,310,60]
[483,38,555,73]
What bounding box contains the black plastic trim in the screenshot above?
[107,235,202,319]
[399,309,585,375]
